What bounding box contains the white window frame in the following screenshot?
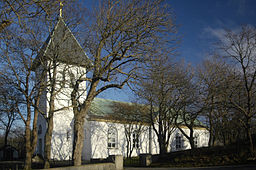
[194,133,199,148]
[132,130,140,149]
[107,127,118,148]
[175,134,183,150]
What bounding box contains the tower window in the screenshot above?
[38,125,42,135]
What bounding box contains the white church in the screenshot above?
[34,17,209,161]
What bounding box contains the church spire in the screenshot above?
[59,0,63,18]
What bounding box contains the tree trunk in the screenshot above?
[212,133,216,147]
[3,129,9,160]
[72,82,97,165]
[159,143,167,155]
[129,138,134,158]
[208,128,213,147]
[4,129,9,146]
[208,98,213,147]
[189,129,195,150]
[245,119,254,157]
[222,133,226,146]
[189,137,195,150]
[44,60,57,168]
[24,149,32,170]
[248,130,254,157]
[126,141,129,158]
[24,124,32,170]
[127,135,132,158]
[128,142,133,158]
[73,113,85,166]
[24,101,33,170]
[44,117,54,168]
[158,136,167,155]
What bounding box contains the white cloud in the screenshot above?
[204,27,226,42]
[203,26,242,44]
[204,26,256,65]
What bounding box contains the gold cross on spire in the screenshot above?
[59,1,63,17]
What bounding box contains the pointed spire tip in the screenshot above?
[59,1,63,18]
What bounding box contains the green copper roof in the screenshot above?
[89,98,122,117]
[88,98,147,123]
[88,98,206,128]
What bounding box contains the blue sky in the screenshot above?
[96,0,256,102]
[171,0,256,64]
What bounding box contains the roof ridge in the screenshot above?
[93,97,141,106]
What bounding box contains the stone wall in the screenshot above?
[41,155,123,170]
[41,163,115,170]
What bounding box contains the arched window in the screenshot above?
[175,134,183,150]
[107,127,118,148]
[194,133,199,148]
[132,130,140,148]
[67,130,71,140]
[38,125,42,135]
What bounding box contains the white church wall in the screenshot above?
[48,63,87,110]
[150,127,160,154]
[51,108,73,160]
[36,113,46,156]
[85,120,209,159]
[35,62,209,160]
[83,123,209,160]
[149,126,209,154]
[36,62,87,160]
[194,128,209,147]
[50,63,87,160]
[169,127,209,152]
[87,120,152,159]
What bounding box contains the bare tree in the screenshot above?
[0,25,44,170]
[111,102,148,158]
[216,25,256,156]
[134,56,185,155]
[0,76,22,147]
[197,58,229,146]
[0,1,66,169]
[197,57,243,146]
[0,0,61,32]
[69,0,177,165]
[173,67,204,150]
[1,1,86,168]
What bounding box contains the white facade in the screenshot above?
[37,99,209,160]
[34,17,209,161]
[35,60,209,162]
[82,119,152,160]
[36,62,87,160]
[81,119,209,160]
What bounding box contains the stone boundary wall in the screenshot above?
[41,163,115,170]
[41,155,123,170]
